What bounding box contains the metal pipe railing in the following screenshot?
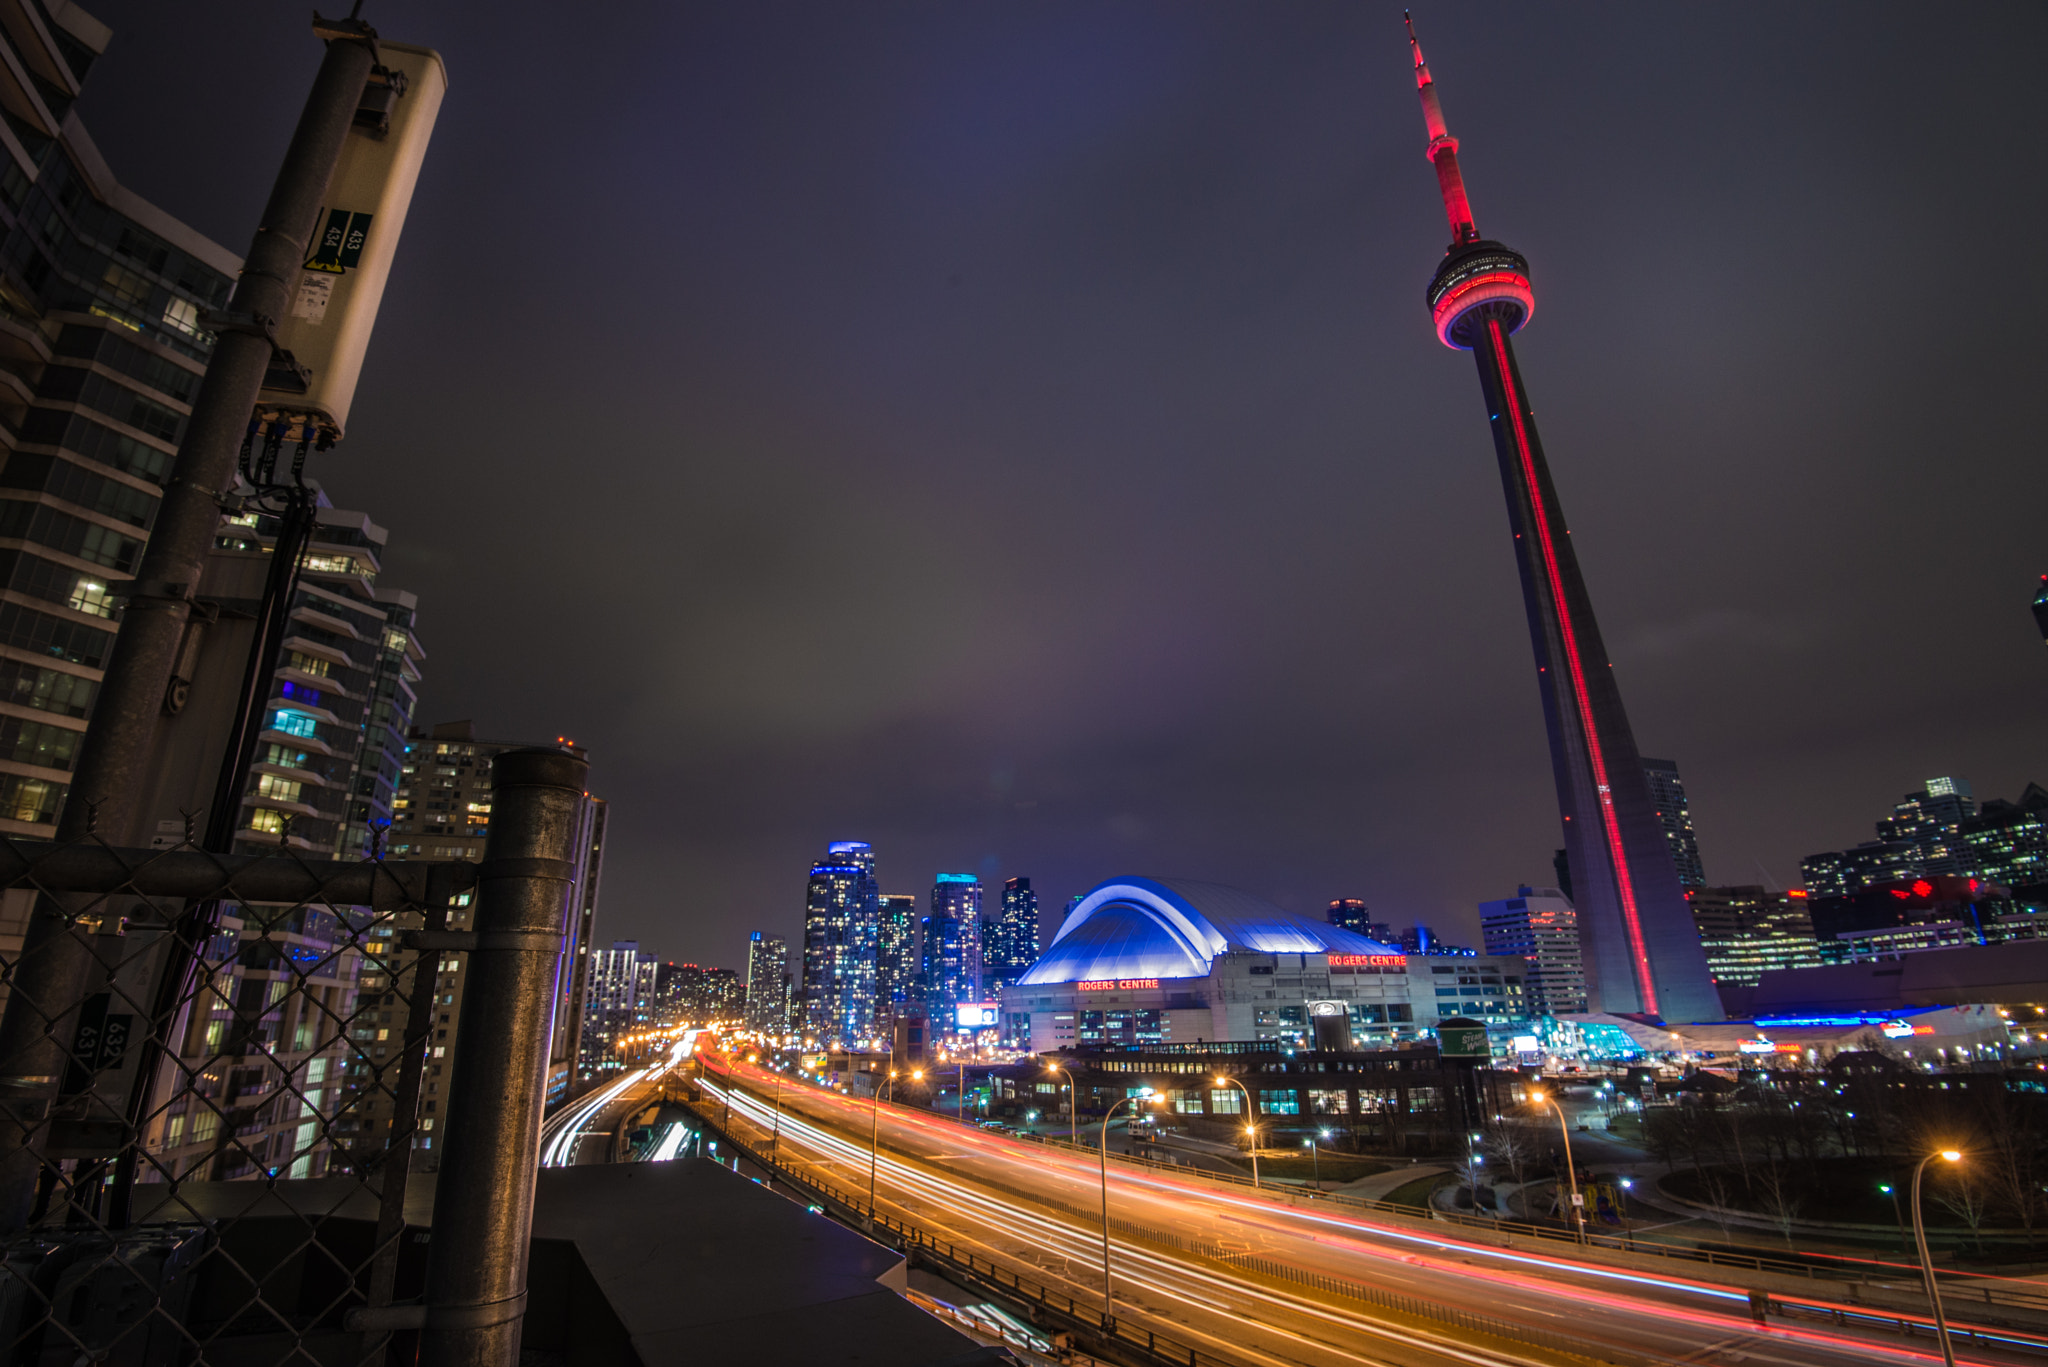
[417,748,589,1367]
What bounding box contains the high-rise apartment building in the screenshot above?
[744,931,791,1035]
[984,875,1041,994]
[1402,21,1719,1022]
[582,941,646,1073]
[922,873,983,1019]
[1641,759,1707,889]
[1686,886,1822,989]
[137,497,425,1182]
[370,722,605,1129]
[801,841,879,1046]
[0,1,239,1002]
[1478,887,1587,1016]
[874,892,919,1029]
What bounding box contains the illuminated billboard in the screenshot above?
[955,1003,999,1029]
[1328,954,1407,969]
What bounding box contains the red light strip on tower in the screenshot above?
[1487,316,1658,1015]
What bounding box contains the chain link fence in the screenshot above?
[0,748,585,1366]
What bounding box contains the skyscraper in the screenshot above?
[921,873,983,1020]
[0,7,237,843]
[1686,887,1822,989]
[875,892,919,1028]
[583,940,647,1072]
[984,876,1041,994]
[1404,19,1718,1022]
[1479,887,1587,1016]
[801,840,879,1045]
[745,931,792,1035]
[382,721,607,1099]
[1641,759,1707,889]
[1326,899,1369,934]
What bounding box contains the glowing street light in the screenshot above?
[1046,1061,1079,1146]
[1529,1091,1584,1244]
[1911,1149,1965,1367]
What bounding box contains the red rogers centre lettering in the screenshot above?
[1327,954,1408,968]
[1076,979,1161,991]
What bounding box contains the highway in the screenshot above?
[538,1031,698,1168]
[699,1052,2047,1367]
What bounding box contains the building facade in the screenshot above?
[1685,885,1823,989]
[1478,886,1587,1015]
[1802,778,2048,899]
[874,892,918,1030]
[922,872,983,1021]
[1403,23,1719,1022]
[378,721,606,1115]
[984,875,1040,995]
[801,841,879,1046]
[1641,758,1706,889]
[744,931,791,1035]
[0,0,240,1004]
[1001,877,1530,1056]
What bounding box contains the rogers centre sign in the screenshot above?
[1077,978,1161,991]
[1328,954,1408,969]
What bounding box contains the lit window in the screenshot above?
[68,579,115,618]
[271,710,319,739]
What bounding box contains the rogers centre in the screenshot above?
[999,877,1531,1052]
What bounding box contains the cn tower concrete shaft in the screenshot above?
[1406,16,1718,1022]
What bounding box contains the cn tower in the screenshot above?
[1405,16,1718,1023]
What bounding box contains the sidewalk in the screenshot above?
[1338,1162,1450,1204]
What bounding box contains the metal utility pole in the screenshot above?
[0,15,376,1235]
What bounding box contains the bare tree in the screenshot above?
[1754,1162,1803,1248]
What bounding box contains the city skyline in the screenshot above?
[64,3,2048,965]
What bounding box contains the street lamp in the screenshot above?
[1879,1181,1906,1252]
[1100,1088,1161,1331]
[1046,1062,1079,1146]
[1911,1149,1964,1367]
[1468,1130,1485,1212]
[1529,1090,1585,1243]
[867,1068,903,1219]
[1303,1129,1332,1191]
[1213,1074,1259,1188]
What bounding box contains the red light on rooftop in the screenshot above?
[1911,879,1935,898]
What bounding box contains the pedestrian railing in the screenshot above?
[0,748,587,1367]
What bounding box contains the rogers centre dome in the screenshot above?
[1019,877,1401,985]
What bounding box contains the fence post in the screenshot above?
[417,749,588,1367]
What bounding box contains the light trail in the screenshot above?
[539,1030,699,1167]
[705,1069,2038,1367]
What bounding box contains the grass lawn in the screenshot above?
[1219,1153,1390,1183]
[1378,1172,1452,1210]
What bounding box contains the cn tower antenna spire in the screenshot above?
[1405,11,1478,246]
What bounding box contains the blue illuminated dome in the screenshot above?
[1017,877,1401,985]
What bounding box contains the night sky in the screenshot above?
[73,3,2048,966]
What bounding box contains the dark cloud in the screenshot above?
[74,2,2048,963]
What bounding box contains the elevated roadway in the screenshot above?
[699,1052,2048,1367]
[539,1031,698,1168]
